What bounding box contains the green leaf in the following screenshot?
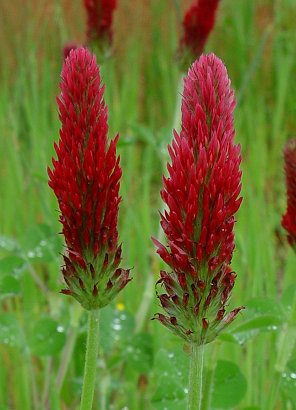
[281,358,296,405]
[72,332,87,376]
[152,398,187,410]
[242,407,261,410]
[0,236,20,252]
[0,255,26,276]
[0,313,22,347]
[282,284,296,313]
[246,297,284,317]
[152,346,188,403]
[100,306,135,352]
[125,332,153,373]
[212,360,247,409]
[20,223,62,262]
[0,275,21,297]
[28,317,66,356]
[220,297,284,345]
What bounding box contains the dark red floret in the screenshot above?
[282,139,296,248]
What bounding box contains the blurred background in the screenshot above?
[0,0,296,409]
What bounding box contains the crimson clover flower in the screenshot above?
[282,139,296,250]
[83,0,117,48]
[177,0,221,70]
[153,54,243,344]
[48,47,131,310]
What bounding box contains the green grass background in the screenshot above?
[0,0,296,409]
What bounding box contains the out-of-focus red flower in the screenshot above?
[48,48,131,310]
[83,0,117,47]
[63,42,79,60]
[177,0,221,69]
[153,54,243,344]
[282,139,296,249]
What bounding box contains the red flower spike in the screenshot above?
[153,54,243,344]
[48,48,131,310]
[83,0,117,49]
[282,139,296,250]
[177,0,221,70]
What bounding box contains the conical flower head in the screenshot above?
[84,0,117,48]
[48,47,131,310]
[177,0,221,70]
[282,139,296,250]
[153,54,243,344]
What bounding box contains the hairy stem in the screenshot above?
[80,309,100,410]
[187,343,205,410]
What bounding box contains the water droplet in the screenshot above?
[267,325,278,331]
[57,326,64,333]
[184,387,189,394]
[27,251,35,258]
[112,319,122,331]
[168,352,174,358]
[290,372,296,379]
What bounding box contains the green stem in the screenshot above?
[187,343,205,410]
[80,309,100,410]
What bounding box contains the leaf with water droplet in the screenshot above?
[212,360,247,409]
[281,358,296,405]
[28,317,66,356]
[281,284,296,315]
[0,313,21,347]
[100,306,135,353]
[152,346,188,403]
[219,297,284,345]
[152,398,187,410]
[125,332,153,373]
[0,236,20,252]
[0,255,26,277]
[20,223,62,262]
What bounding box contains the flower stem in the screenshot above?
[187,343,205,410]
[80,309,100,410]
